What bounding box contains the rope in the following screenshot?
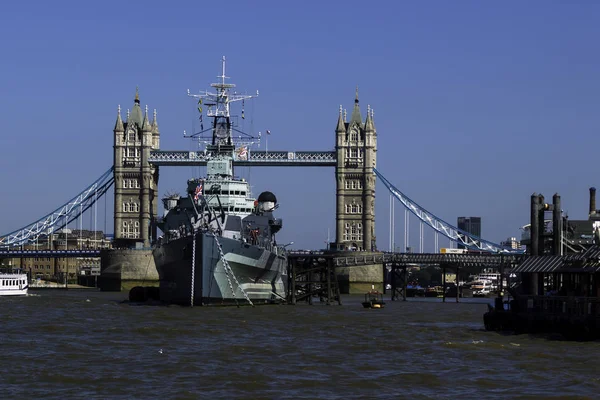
[191,229,196,307]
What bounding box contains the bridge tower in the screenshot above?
[112,89,160,247]
[335,88,377,251]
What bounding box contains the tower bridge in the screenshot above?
[148,150,337,166]
[0,78,524,294]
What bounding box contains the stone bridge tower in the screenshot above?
[335,89,377,251]
[112,89,160,247]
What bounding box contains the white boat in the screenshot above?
[471,279,492,297]
[0,269,29,296]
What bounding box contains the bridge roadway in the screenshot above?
[148,150,337,166]
[288,251,526,268]
[0,249,101,258]
[1,248,526,266]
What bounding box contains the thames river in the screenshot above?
[1,290,599,399]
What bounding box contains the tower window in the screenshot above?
[123,178,141,189]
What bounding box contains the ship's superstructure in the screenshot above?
[153,57,287,306]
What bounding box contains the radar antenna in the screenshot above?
[185,56,260,153]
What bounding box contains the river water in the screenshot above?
[1,290,599,399]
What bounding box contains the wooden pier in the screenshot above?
[484,244,600,340]
[287,252,341,305]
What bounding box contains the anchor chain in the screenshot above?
[208,229,254,307]
[190,229,196,307]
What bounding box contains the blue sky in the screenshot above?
[1,1,599,251]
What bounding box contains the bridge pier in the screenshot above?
[98,248,158,292]
[390,264,407,301]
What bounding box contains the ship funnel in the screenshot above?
[590,187,596,215]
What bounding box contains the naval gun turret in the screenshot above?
[243,191,283,246]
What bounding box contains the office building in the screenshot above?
[457,217,481,249]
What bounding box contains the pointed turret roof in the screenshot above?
[114,105,124,132]
[364,105,375,132]
[336,105,345,132]
[142,104,151,130]
[152,108,159,134]
[349,86,362,126]
[128,86,143,129]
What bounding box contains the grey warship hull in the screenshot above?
[153,233,288,306]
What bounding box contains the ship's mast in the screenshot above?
[187,56,258,149]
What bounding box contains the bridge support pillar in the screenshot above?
[286,255,341,305]
[390,264,407,301]
[98,248,158,291]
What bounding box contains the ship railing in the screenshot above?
[513,295,600,318]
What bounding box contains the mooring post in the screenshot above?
[391,264,397,300]
[456,266,460,303]
[308,262,313,305]
[290,259,296,305]
[499,264,504,295]
[382,262,387,294]
[403,265,407,301]
[326,258,332,305]
[442,265,446,303]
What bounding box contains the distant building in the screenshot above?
[457,217,481,249]
[4,229,111,281]
[501,237,520,249]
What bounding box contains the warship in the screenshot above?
[153,57,288,306]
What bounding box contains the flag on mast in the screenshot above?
[193,184,203,201]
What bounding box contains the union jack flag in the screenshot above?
[193,184,203,201]
[236,145,248,160]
